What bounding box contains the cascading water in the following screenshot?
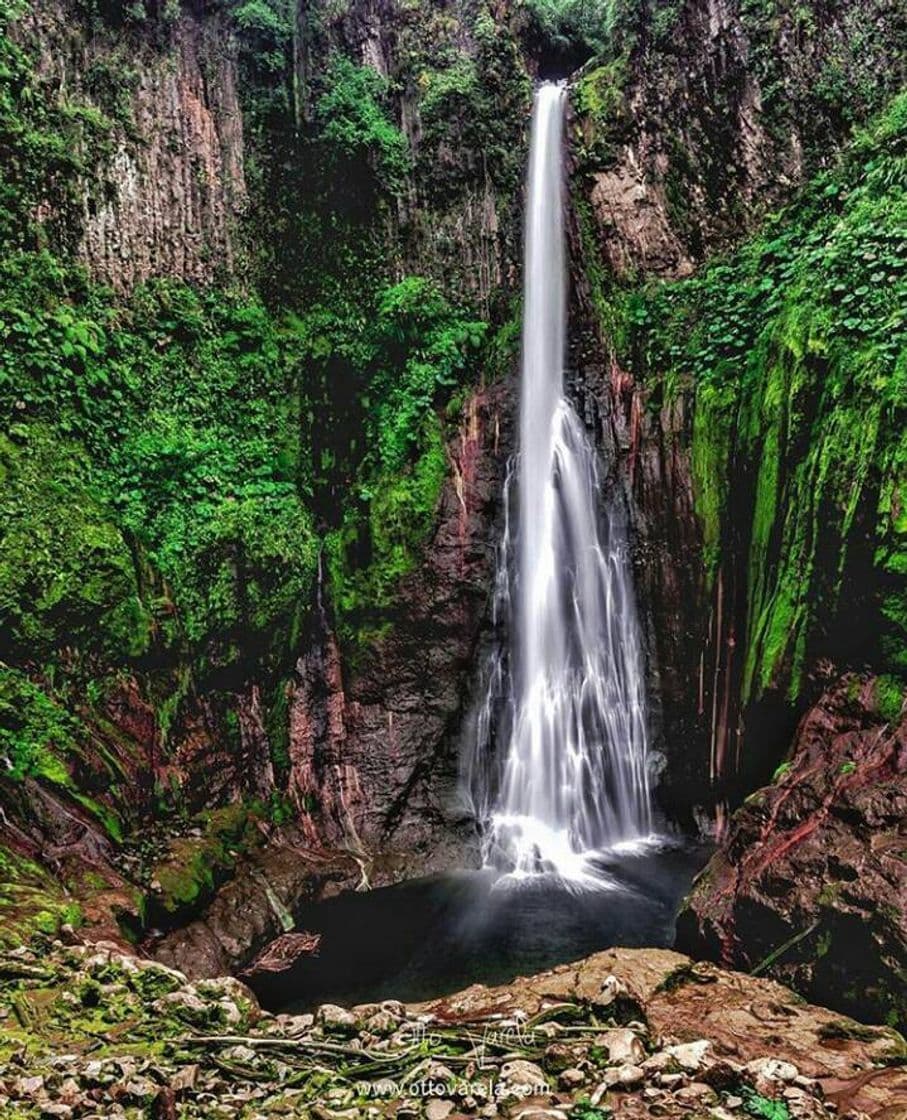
[465,82,654,888]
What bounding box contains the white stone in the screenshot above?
[667,1039,712,1072]
[425,1101,455,1120]
[317,1003,357,1031]
[745,1057,799,1084]
[616,1064,646,1089]
[498,1059,549,1096]
[602,1027,646,1065]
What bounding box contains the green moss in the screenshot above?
[326,414,448,639]
[0,429,151,662]
[149,803,264,916]
[0,668,78,784]
[614,93,907,701]
[691,382,734,584]
[0,847,83,949]
[874,675,905,723]
[572,54,629,169]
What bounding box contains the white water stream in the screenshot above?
[465,83,654,887]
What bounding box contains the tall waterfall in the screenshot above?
[466,83,654,887]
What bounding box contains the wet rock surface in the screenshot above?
[1,941,904,1119]
[678,677,907,1031]
[149,838,359,980]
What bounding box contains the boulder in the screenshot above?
[678,677,907,1031]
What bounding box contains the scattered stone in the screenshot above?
[425,1101,455,1120]
[602,1027,646,1065]
[542,1043,573,1073]
[596,975,627,1008]
[558,1068,585,1089]
[667,1039,712,1072]
[13,1076,45,1097]
[317,1004,357,1032]
[615,1064,646,1089]
[40,1104,72,1119]
[673,1082,719,1107]
[642,1051,676,1075]
[223,1045,258,1063]
[497,1060,549,1096]
[746,1056,799,1085]
[169,1065,199,1093]
[123,1077,159,1103]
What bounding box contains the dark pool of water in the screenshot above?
[260,836,709,1013]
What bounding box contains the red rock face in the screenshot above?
[677,677,907,1030]
[283,380,514,880]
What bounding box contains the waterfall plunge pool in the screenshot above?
[258,836,710,1013]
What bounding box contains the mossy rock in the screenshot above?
[0,428,152,663]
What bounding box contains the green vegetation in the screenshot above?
[0,847,84,949]
[413,10,530,202]
[738,0,905,148]
[572,54,629,168]
[611,94,907,702]
[149,803,265,917]
[521,0,623,58]
[0,262,319,668]
[874,675,905,722]
[315,276,487,639]
[314,55,411,196]
[0,668,80,784]
[740,1089,791,1120]
[0,0,117,252]
[0,0,496,844]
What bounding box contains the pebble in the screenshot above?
[595,975,627,1008]
[667,1039,712,1072]
[40,1105,72,1119]
[602,1027,646,1065]
[170,1065,199,1092]
[316,1004,357,1032]
[616,1064,646,1089]
[425,1101,455,1120]
[13,1076,45,1097]
[497,1059,548,1095]
[123,1076,158,1102]
[558,1068,585,1089]
[746,1056,799,1083]
[674,1082,718,1106]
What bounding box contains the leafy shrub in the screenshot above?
[314,55,411,195]
[0,428,151,662]
[521,0,622,59]
[0,667,76,783]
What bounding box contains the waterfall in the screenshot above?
[466,83,654,887]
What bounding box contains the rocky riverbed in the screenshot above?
[1,937,904,1120]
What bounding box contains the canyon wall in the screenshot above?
[569,0,906,818]
[565,0,906,1025]
[0,0,528,964]
[1,0,904,1005]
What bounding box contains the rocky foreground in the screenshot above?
[1,939,905,1120]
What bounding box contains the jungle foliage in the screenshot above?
[613,94,907,702]
[0,0,490,800]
